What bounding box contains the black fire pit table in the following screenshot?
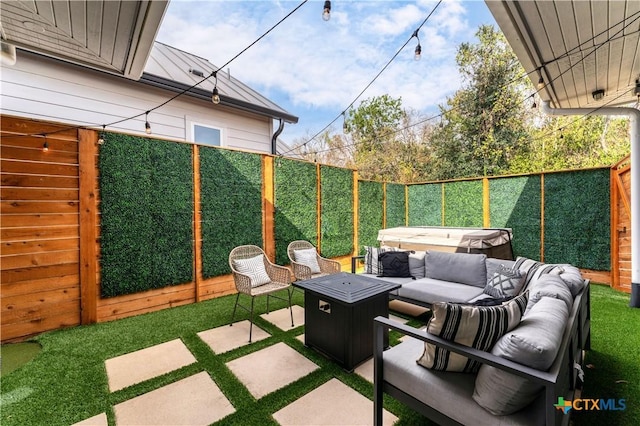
[293,272,400,371]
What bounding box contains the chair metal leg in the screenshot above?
[248,296,255,343]
[288,288,294,327]
[230,293,241,326]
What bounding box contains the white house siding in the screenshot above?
[0,50,274,153]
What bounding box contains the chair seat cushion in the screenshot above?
[294,248,321,274]
[233,254,271,287]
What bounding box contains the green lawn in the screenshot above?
[1,284,638,425]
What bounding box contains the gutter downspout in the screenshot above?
[271,119,285,155]
[542,101,640,307]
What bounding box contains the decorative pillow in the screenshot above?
[378,251,412,278]
[483,265,525,298]
[364,246,392,275]
[233,254,271,287]
[485,258,515,283]
[416,292,528,373]
[525,274,573,314]
[513,256,563,291]
[473,297,569,415]
[294,248,321,274]
[424,251,487,288]
[408,250,426,279]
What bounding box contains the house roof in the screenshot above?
[486,0,640,109]
[0,0,167,80]
[141,42,298,124]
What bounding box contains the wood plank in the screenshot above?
[1,173,79,188]
[262,155,275,261]
[1,250,79,270]
[97,285,195,321]
[1,311,80,342]
[193,145,202,302]
[580,269,611,285]
[1,187,79,201]
[0,116,79,139]
[1,274,79,297]
[2,287,81,315]
[98,298,194,323]
[78,128,99,324]
[0,200,79,214]
[1,225,79,241]
[0,145,78,164]
[0,135,79,152]
[1,263,78,284]
[1,213,79,227]
[1,238,79,256]
[1,299,80,324]
[1,159,78,176]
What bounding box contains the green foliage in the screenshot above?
[98,133,194,297]
[489,176,541,260]
[407,184,443,226]
[200,148,263,277]
[385,183,406,228]
[443,180,483,227]
[320,165,354,258]
[544,169,610,270]
[358,181,384,252]
[274,159,318,265]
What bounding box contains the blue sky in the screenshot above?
[156,0,498,147]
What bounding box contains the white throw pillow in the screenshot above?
[294,248,321,274]
[233,254,271,287]
[473,297,569,415]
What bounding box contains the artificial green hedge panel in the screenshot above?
[200,147,263,278]
[99,133,194,298]
[408,184,442,226]
[358,181,384,253]
[443,180,483,227]
[385,183,406,228]
[274,159,318,265]
[320,165,354,258]
[489,176,541,260]
[544,169,610,270]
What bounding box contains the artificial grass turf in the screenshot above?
[0,284,637,425]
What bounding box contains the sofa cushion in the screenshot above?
[378,251,412,278]
[294,248,321,274]
[473,297,569,415]
[525,274,573,314]
[483,265,525,298]
[513,256,564,291]
[408,251,426,279]
[364,246,392,275]
[398,278,484,304]
[555,264,587,297]
[485,258,516,284]
[233,254,271,287]
[425,251,487,288]
[416,292,528,373]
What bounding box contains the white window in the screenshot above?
[192,123,222,147]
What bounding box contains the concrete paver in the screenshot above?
[197,320,270,354]
[260,305,305,331]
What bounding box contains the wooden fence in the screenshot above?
[0,115,629,342]
[611,155,632,292]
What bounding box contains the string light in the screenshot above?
[145,111,152,134]
[537,76,545,90]
[98,125,106,144]
[322,1,331,21]
[42,135,49,152]
[211,71,221,104]
[342,111,348,132]
[413,29,422,61]
[531,95,537,109]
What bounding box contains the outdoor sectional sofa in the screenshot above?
[353,249,591,425]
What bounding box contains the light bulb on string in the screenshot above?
[531,95,537,109]
[42,135,49,152]
[537,76,545,90]
[98,125,106,144]
[413,29,421,61]
[342,111,348,133]
[145,111,152,134]
[322,1,331,21]
[211,72,221,104]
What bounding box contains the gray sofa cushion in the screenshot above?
[556,264,587,296]
[525,274,573,314]
[483,265,525,298]
[383,337,545,426]
[473,297,569,415]
[425,251,487,288]
[408,251,426,279]
[398,278,484,304]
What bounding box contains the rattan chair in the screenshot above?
[228,245,294,342]
[287,240,341,281]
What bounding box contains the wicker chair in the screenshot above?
[228,245,294,342]
[287,240,341,281]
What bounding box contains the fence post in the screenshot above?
[483,177,490,227]
[263,155,276,261]
[193,145,202,302]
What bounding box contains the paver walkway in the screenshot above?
[73,306,410,425]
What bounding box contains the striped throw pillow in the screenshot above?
[364,246,392,275]
[233,254,271,287]
[417,292,528,373]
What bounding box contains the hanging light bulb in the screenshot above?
[342,111,348,133]
[211,72,221,104]
[412,29,421,61]
[42,136,49,152]
[531,95,537,109]
[322,1,331,21]
[98,125,106,144]
[537,76,544,90]
[145,112,152,134]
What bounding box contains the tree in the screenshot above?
[429,25,531,179]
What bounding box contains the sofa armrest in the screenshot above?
[351,255,365,273]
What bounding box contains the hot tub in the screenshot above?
[377,226,513,260]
